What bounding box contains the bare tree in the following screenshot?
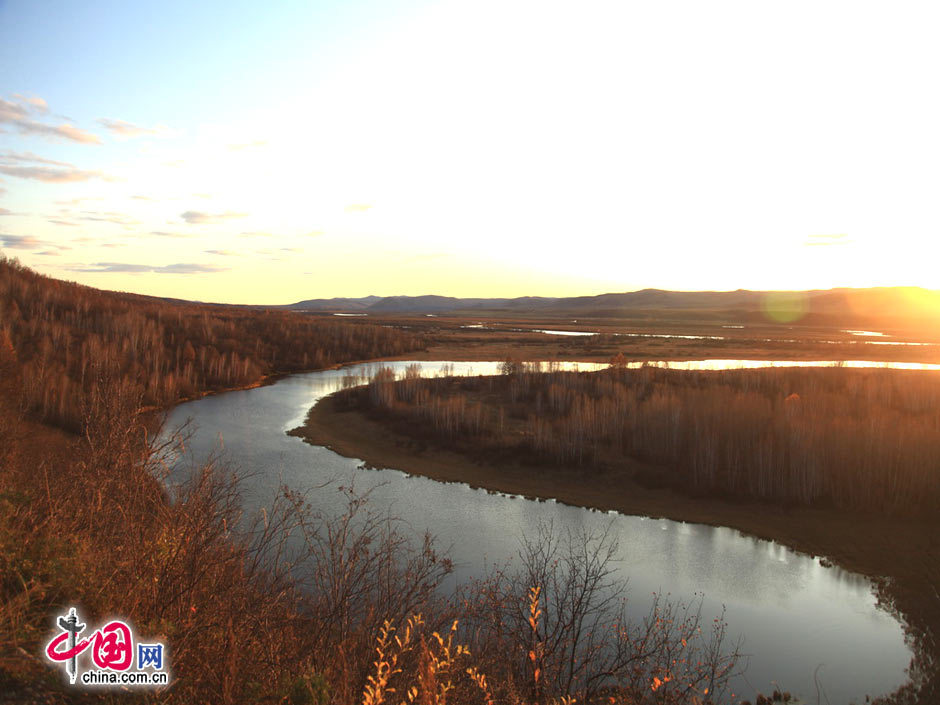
[463,521,742,704]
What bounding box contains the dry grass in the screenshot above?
[1,368,747,703]
[2,259,926,703]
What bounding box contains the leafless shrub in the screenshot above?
[461,522,742,704]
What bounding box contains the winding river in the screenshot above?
[163,360,917,703]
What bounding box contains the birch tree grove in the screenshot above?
[0,256,424,430]
[352,364,940,515]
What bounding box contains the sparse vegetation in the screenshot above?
[0,255,425,431]
[0,375,743,703]
[300,363,940,703]
[0,260,749,703]
[3,259,938,703]
[344,362,940,514]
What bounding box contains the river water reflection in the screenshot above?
[163,360,917,703]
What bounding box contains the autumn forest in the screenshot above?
[2,256,939,705]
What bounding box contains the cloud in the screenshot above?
[70,261,229,274]
[0,150,73,167]
[0,98,31,123]
[55,196,103,206]
[150,230,193,238]
[32,124,101,144]
[204,249,239,256]
[805,233,850,247]
[0,96,101,144]
[0,234,43,249]
[48,219,80,227]
[304,230,324,237]
[0,151,111,183]
[0,208,14,216]
[251,247,295,261]
[131,194,154,201]
[1,234,73,252]
[35,250,61,256]
[180,210,248,224]
[97,118,166,138]
[344,203,372,213]
[0,164,110,183]
[12,94,48,114]
[79,210,140,226]
[71,262,151,273]
[161,263,227,273]
[238,230,273,238]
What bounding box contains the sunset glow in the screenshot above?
[2,0,939,303]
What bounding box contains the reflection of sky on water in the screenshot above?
[645,359,940,371]
[164,361,913,704]
[844,330,888,337]
[461,323,938,347]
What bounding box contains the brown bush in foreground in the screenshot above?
[459,524,741,704]
[1,372,745,703]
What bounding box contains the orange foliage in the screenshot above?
[0,255,424,430]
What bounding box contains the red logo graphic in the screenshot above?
[47,620,133,670]
[45,608,166,686]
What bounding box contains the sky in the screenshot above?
[1,0,939,304]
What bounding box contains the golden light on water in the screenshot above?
[3,2,940,303]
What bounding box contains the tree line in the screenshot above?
[0,255,424,430]
[350,362,940,515]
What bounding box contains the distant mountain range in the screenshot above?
[289,294,559,313]
[286,287,940,325]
